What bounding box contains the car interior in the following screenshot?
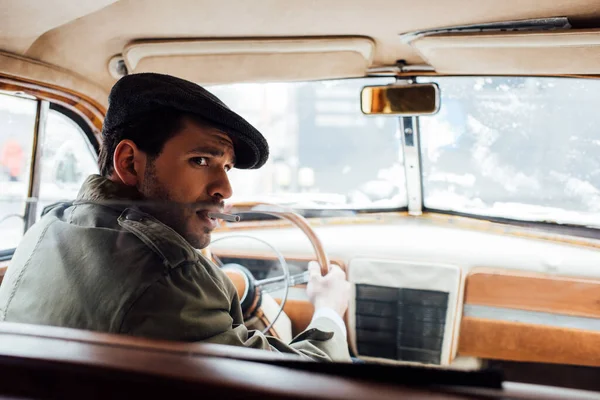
[2,1,600,399]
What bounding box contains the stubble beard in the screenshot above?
[137,161,211,249]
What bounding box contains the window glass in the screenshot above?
[0,93,36,250]
[37,109,98,216]
[207,78,406,210]
[419,76,600,227]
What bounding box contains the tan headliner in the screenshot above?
[2,0,600,103]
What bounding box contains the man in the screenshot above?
[0,73,351,362]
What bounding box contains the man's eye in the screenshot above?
[191,157,208,166]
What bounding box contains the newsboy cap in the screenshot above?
[102,73,269,169]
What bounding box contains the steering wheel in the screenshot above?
[207,203,330,334]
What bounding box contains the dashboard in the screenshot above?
[211,213,600,370]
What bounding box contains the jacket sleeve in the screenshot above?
[118,259,351,362]
[216,273,351,362]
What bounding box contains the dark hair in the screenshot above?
[98,108,207,176]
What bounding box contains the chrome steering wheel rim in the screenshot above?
[210,233,290,335]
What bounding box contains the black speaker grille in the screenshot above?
[355,284,449,365]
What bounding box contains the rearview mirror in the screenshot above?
[361,83,440,116]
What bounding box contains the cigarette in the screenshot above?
[207,212,241,222]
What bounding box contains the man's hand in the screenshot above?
[306,261,351,318]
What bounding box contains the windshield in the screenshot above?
[419,76,600,228]
[207,78,407,210]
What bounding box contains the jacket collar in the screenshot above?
[76,174,143,207]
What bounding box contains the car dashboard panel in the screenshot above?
[211,251,465,367]
[211,215,600,369]
[458,269,600,367]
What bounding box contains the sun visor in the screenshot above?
[410,29,600,75]
[122,37,375,84]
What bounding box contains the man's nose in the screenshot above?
[208,169,233,200]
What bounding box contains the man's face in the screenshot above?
[136,117,235,249]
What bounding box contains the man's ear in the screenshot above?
[112,139,145,186]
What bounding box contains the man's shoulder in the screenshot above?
[38,202,204,272]
[0,206,169,331]
[33,198,123,234]
[8,202,169,287]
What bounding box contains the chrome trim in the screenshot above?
[367,64,435,75]
[259,271,309,294]
[464,305,600,331]
[401,64,436,72]
[367,66,402,75]
[399,17,571,44]
[24,100,49,232]
[392,78,425,215]
[400,114,423,215]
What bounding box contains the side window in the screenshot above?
[0,95,99,254]
[0,93,37,251]
[37,109,98,215]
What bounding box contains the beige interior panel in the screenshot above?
[0,0,598,90]
[124,38,374,69]
[0,52,109,108]
[0,0,117,54]
[132,52,371,84]
[412,29,600,75]
[124,38,374,84]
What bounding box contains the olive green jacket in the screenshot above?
[0,175,350,362]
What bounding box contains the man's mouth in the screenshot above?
[196,209,220,230]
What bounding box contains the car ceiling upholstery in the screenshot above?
[2,0,600,97]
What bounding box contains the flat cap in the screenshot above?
[102,73,269,169]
